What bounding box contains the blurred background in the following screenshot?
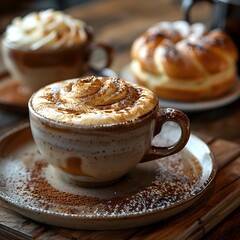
[0,0,94,33]
[0,0,239,143]
[0,0,214,34]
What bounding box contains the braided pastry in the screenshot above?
[130,21,238,101]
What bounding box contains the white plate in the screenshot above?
[0,123,216,230]
[120,65,240,112]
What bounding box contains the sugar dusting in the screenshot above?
[0,148,203,218]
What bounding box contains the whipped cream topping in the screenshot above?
[30,77,158,126]
[3,9,88,50]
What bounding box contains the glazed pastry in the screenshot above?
[130,21,238,101]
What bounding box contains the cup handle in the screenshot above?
[141,108,190,163]
[88,43,114,72]
[182,0,214,23]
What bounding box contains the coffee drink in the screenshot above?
[29,76,190,187]
[2,9,113,92]
[3,9,91,50]
[30,76,157,125]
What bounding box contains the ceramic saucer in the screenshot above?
[120,65,240,112]
[0,123,216,230]
[0,75,31,112]
[0,68,118,112]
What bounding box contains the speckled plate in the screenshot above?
[0,123,216,230]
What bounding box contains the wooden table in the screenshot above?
[0,0,240,239]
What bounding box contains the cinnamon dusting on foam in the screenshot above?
[30,77,158,126]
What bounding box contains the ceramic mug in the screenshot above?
[182,0,240,72]
[1,10,114,93]
[28,76,190,187]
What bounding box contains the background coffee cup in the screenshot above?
[28,77,190,188]
[182,0,240,73]
[1,10,114,93]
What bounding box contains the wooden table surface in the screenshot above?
[0,0,239,239]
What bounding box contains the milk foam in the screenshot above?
[30,77,158,125]
[3,9,87,50]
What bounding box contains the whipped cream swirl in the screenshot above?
[30,77,158,126]
[3,9,88,50]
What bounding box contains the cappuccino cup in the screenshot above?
[28,76,190,187]
[2,9,113,93]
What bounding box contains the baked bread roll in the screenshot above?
[130,21,238,101]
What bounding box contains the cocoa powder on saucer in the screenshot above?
[0,149,202,217]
